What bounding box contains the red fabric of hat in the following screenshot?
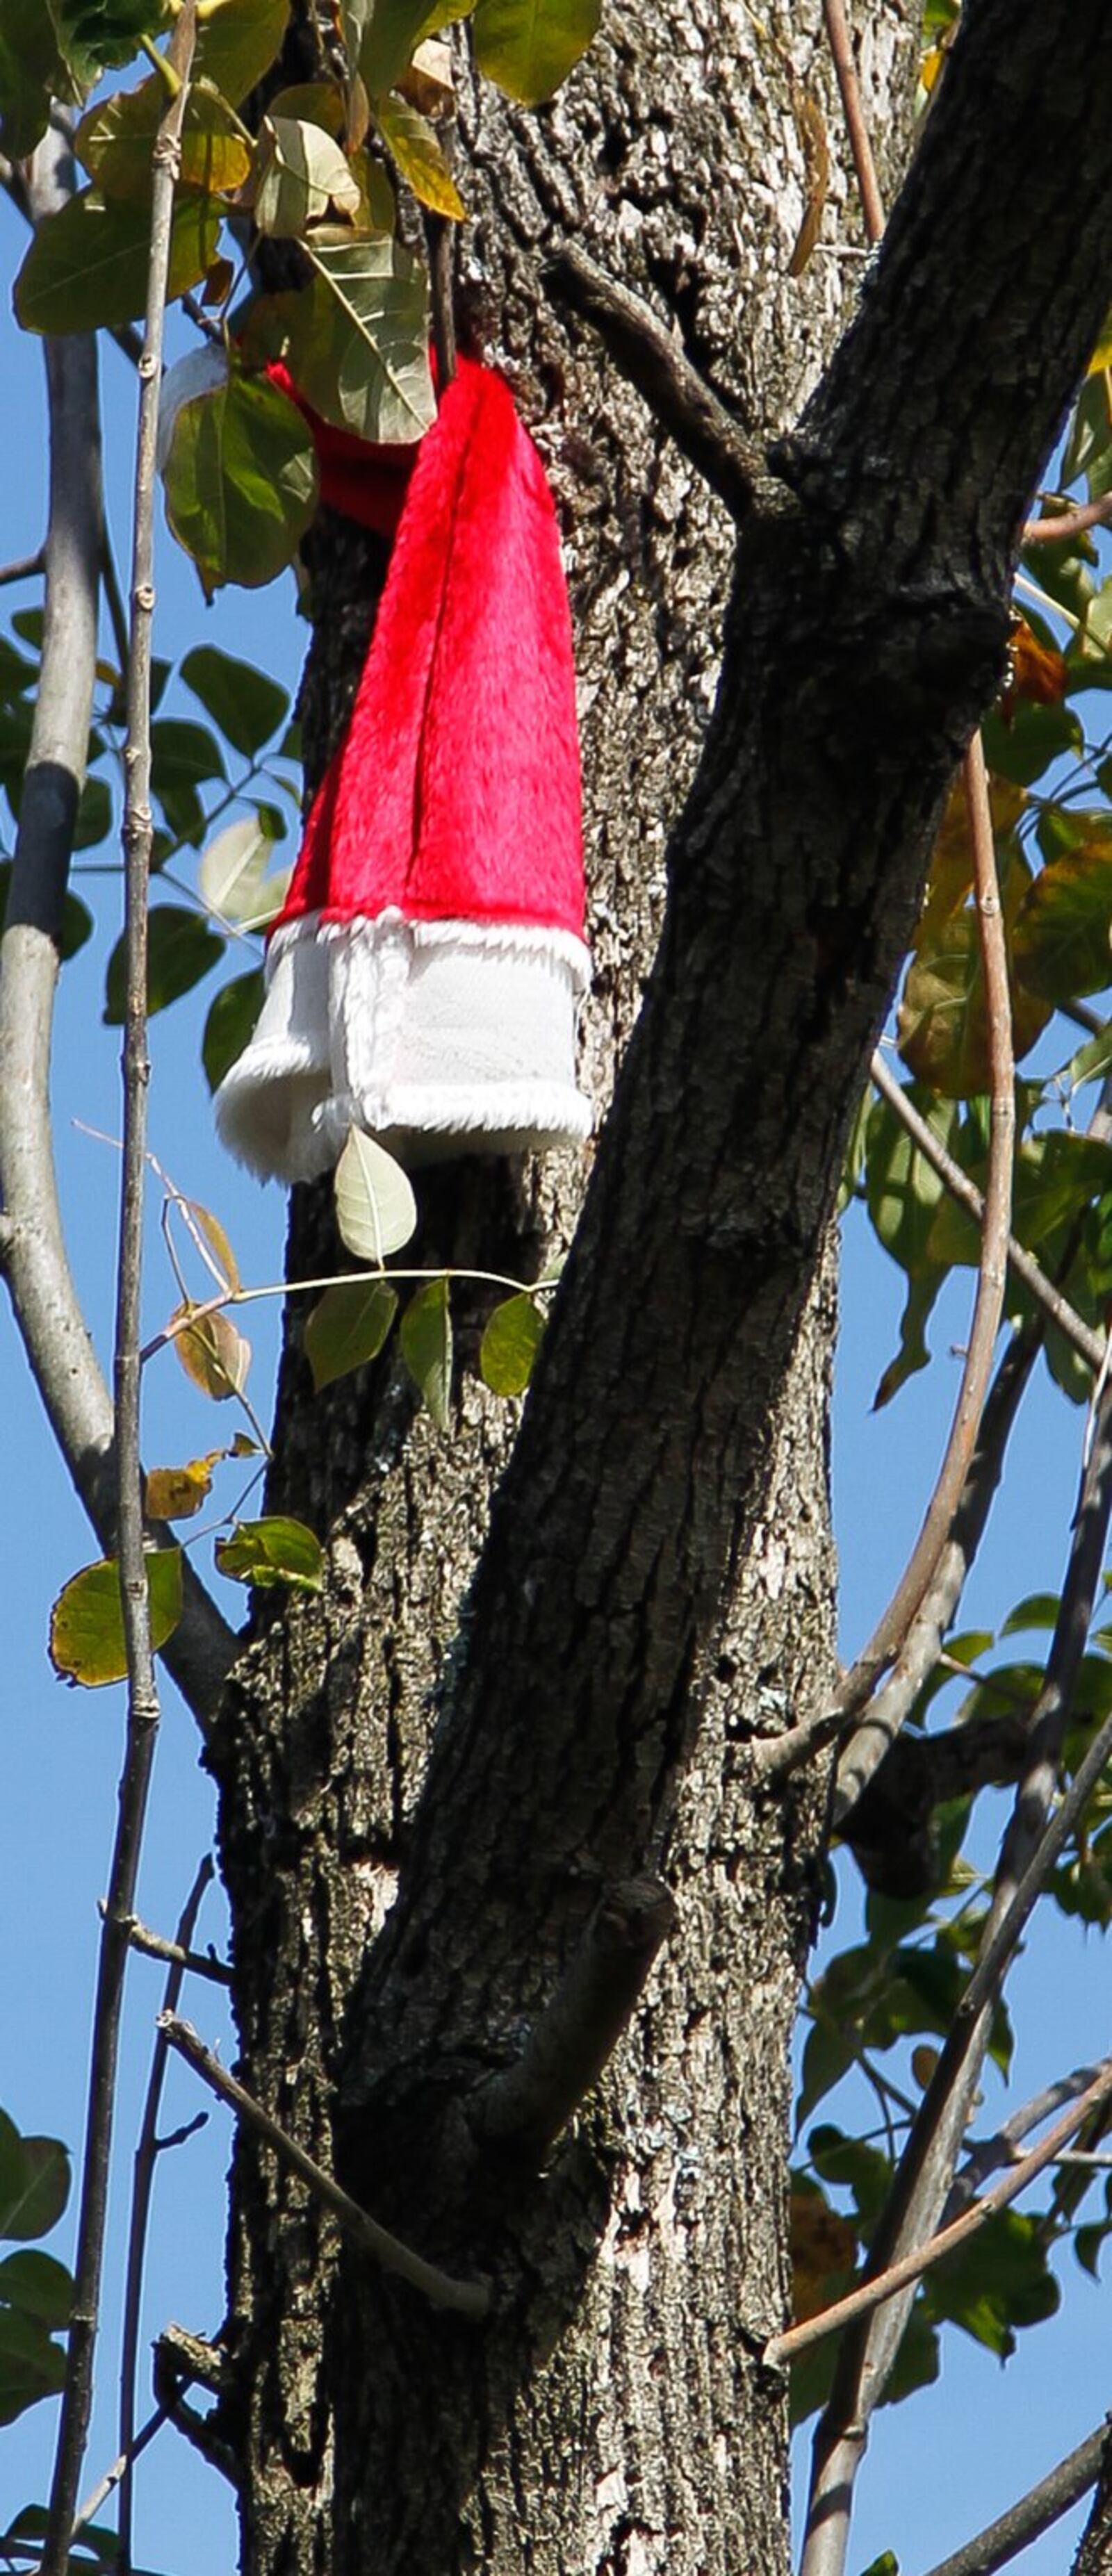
[209,351,591,1180]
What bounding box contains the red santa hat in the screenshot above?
[164,349,592,1178]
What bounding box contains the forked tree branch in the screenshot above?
[41,26,200,2569]
[803,1376,1112,2576]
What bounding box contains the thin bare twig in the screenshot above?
[769,2058,1112,2365]
[42,27,199,2570]
[821,0,885,247]
[544,243,768,520]
[110,1901,231,1986]
[867,1053,1103,1368]
[74,2407,166,2545]
[839,742,1016,1725]
[159,2015,491,2320]
[954,2059,1109,2204]
[917,2420,1109,2576]
[120,1858,214,2576]
[803,1377,1112,2576]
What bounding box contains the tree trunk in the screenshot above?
[206,6,940,2568]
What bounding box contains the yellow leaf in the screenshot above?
[170,1302,252,1401]
[181,1197,240,1293]
[145,1454,222,1520]
[374,94,464,219]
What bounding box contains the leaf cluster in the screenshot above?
[6,0,603,591]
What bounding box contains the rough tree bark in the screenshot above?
[202,6,1112,2573]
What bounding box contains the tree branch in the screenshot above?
[543,243,769,520]
[917,2421,1109,2576]
[42,28,199,2567]
[821,0,885,247]
[1024,493,1112,545]
[769,2058,1112,2365]
[867,1053,1102,1368]
[803,1374,1112,2576]
[111,1903,231,1986]
[471,1876,678,2164]
[159,2016,491,2320]
[0,125,236,1736]
[119,1857,214,2576]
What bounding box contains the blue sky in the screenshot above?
[1,175,1110,2576]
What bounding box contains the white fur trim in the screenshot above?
[215,910,593,1181]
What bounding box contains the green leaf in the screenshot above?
[931,1133,1112,1272]
[1055,1022,1112,1098]
[0,0,75,159]
[898,850,1054,1096]
[980,698,1084,790]
[75,67,252,199]
[872,1270,942,1411]
[51,0,170,77]
[14,187,222,334]
[1063,372,1112,501]
[48,1549,183,1687]
[215,1516,325,1591]
[922,2209,1059,2354]
[191,0,289,106]
[270,235,435,443]
[304,1279,399,1390]
[253,113,362,236]
[374,93,464,216]
[0,2116,70,2243]
[198,814,290,930]
[162,366,319,593]
[6,2506,120,2567]
[400,1276,452,1427]
[202,968,265,1091]
[796,2016,856,2127]
[0,2310,67,2427]
[1000,1592,1061,1636]
[472,0,600,102]
[334,1125,418,1261]
[180,645,289,757]
[0,2251,73,2327]
[479,1292,545,1395]
[1012,844,1112,1003]
[357,0,466,97]
[103,905,225,1024]
[862,1085,960,1277]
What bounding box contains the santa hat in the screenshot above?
[164,349,591,1178]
